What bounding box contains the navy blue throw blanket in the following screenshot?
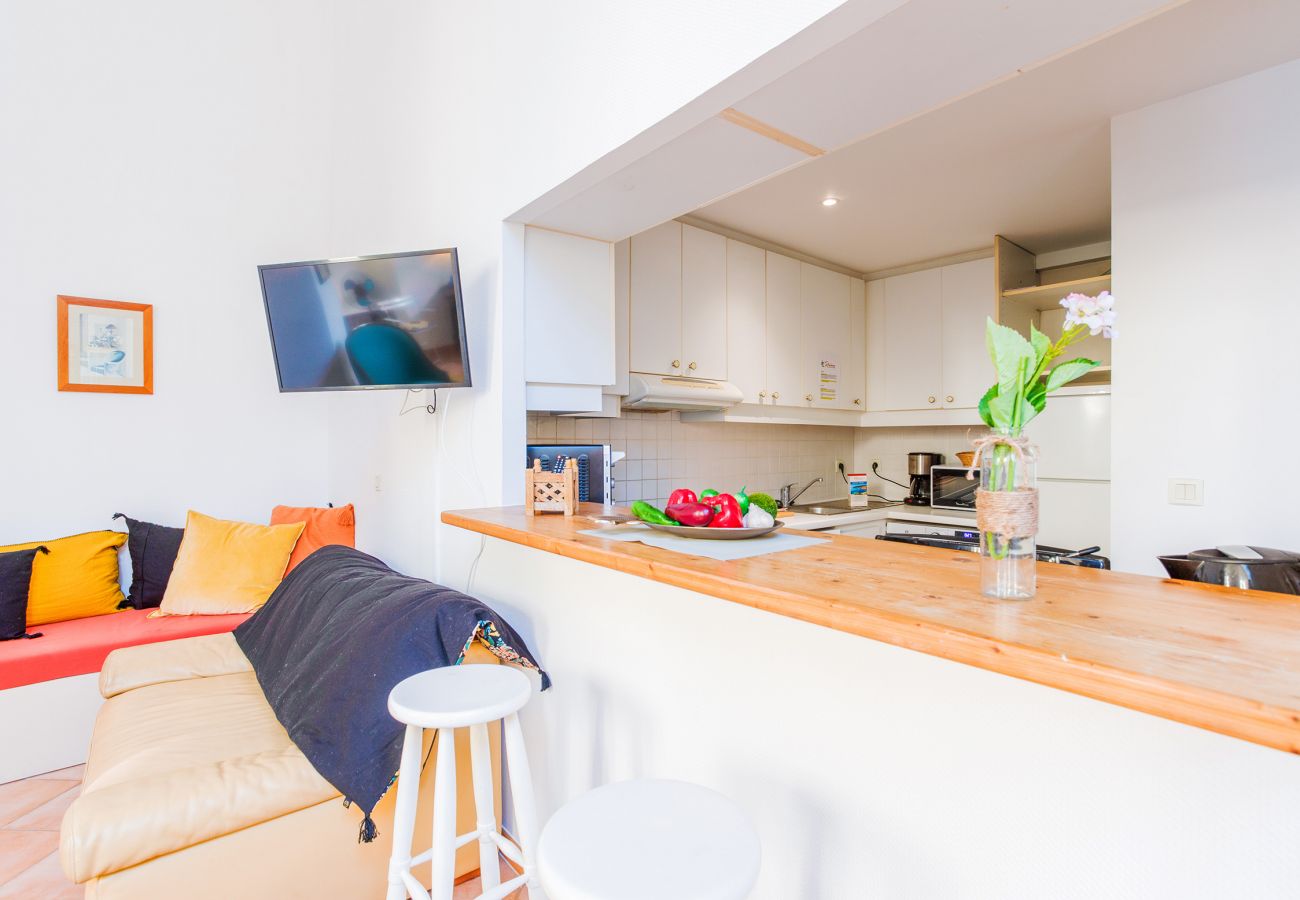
[234,545,549,842]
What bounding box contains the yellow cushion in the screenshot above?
[154,511,304,616]
[0,531,126,626]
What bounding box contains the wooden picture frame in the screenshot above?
[57,295,153,394]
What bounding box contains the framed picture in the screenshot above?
[57,295,153,394]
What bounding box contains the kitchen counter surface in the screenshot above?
[444,503,1300,755]
[778,502,976,531]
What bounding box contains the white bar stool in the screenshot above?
[386,664,543,900]
[537,779,761,900]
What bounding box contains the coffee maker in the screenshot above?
[905,452,944,505]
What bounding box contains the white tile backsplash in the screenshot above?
[527,411,856,509]
[852,426,977,501]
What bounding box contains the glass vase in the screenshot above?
[978,433,1038,600]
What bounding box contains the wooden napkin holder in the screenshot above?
[525,458,578,516]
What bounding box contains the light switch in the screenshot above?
[1168,478,1204,506]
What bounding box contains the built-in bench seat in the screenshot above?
[0,608,250,782]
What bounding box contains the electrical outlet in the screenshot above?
[835,459,845,472]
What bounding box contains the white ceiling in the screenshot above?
[693,0,1300,273]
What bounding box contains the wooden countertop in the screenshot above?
[443,505,1300,755]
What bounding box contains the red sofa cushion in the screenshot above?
[0,608,251,691]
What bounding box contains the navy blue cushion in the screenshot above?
[0,546,47,640]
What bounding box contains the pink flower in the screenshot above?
[1060,291,1116,338]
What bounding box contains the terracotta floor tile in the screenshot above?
[0,781,78,828]
[0,851,79,899]
[6,785,80,832]
[0,831,59,885]
[31,766,84,783]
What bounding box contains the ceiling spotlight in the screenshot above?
[821,197,839,207]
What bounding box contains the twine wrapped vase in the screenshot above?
[969,430,1039,600]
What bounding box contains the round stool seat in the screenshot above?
[387,664,532,729]
[538,779,761,900]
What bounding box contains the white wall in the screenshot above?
[0,1,336,542]
[1110,59,1300,574]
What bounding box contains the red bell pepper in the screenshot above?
[705,493,744,528]
[668,488,698,507]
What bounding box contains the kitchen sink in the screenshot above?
[786,499,900,515]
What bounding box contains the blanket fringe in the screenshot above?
[358,814,378,843]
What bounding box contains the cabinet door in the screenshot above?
[681,224,728,381]
[865,279,886,411]
[882,268,943,410]
[940,257,995,408]
[764,252,802,405]
[800,263,852,408]
[523,226,614,387]
[846,277,866,410]
[839,521,884,538]
[629,221,682,376]
[726,239,766,403]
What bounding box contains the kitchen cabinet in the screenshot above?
[839,521,884,538]
[681,224,727,380]
[881,268,943,410]
[726,239,766,404]
[629,221,682,376]
[764,251,802,405]
[874,257,994,411]
[939,257,995,408]
[523,225,614,412]
[799,263,852,409]
[845,277,866,410]
[629,221,728,379]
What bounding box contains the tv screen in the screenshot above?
[259,248,471,392]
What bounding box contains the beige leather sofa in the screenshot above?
[61,633,500,899]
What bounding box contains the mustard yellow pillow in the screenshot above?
[154,511,305,616]
[0,531,126,626]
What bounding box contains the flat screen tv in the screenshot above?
[259,248,471,392]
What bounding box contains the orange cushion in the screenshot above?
[0,608,251,690]
[270,504,356,572]
[153,511,304,616]
[0,531,126,626]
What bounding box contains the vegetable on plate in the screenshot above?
[742,505,774,528]
[667,488,698,507]
[631,501,677,527]
[704,493,744,528]
[665,502,714,527]
[747,492,779,518]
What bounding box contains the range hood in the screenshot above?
[623,373,744,411]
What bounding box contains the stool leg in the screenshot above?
[502,712,545,900]
[468,722,501,892]
[386,724,423,900]
[430,726,458,900]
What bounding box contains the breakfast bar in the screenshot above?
[446,504,1300,898]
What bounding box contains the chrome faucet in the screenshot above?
[780,476,823,508]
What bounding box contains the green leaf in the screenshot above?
[1029,323,1051,364]
[1044,357,1099,392]
[1025,379,1046,413]
[978,384,997,428]
[985,318,1035,395]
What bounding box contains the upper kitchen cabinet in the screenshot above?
[726,239,766,404]
[846,277,866,410]
[880,267,942,410]
[629,221,682,376]
[799,262,852,409]
[629,221,728,380]
[764,251,802,405]
[681,224,727,380]
[939,257,995,408]
[523,225,614,412]
[872,257,993,412]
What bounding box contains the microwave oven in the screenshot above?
[525,444,616,504]
[929,465,978,511]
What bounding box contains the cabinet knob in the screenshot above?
[945,395,954,404]
[688,361,697,371]
[804,393,813,402]
[772,392,780,400]
[853,398,862,406]
[671,359,681,369]
[927,396,936,404]
[758,391,767,399]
